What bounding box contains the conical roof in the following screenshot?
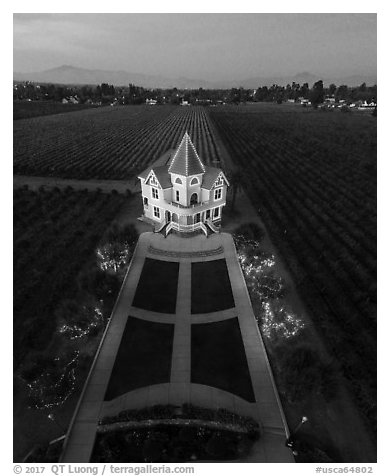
[168,132,206,176]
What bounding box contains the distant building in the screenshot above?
[145,98,157,105]
[357,100,376,110]
[138,132,229,235]
[62,96,79,104]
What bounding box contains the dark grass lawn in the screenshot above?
[191,259,235,314]
[132,258,179,313]
[104,316,174,401]
[191,317,255,402]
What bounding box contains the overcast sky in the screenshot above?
[13,13,376,80]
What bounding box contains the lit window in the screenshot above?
[176,190,180,202]
[214,188,222,200]
[152,188,159,199]
[154,206,160,218]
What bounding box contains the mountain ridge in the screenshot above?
[13,65,377,89]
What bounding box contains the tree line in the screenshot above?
[13,80,377,106]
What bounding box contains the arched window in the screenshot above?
[175,178,182,184]
[190,193,198,205]
[190,177,199,185]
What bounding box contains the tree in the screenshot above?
[310,80,324,107]
[359,82,367,92]
[228,88,240,104]
[299,83,310,99]
[77,267,120,300]
[96,242,130,273]
[336,84,348,101]
[328,83,337,96]
[254,86,269,102]
[56,297,103,340]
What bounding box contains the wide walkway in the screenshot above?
[60,232,294,463]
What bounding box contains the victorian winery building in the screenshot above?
[138,132,229,235]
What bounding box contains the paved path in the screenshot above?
[13,174,140,194]
[60,232,294,463]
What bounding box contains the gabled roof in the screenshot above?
[138,165,172,189]
[202,167,229,190]
[168,132,206,177]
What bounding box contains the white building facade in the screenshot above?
[138,132,229,235]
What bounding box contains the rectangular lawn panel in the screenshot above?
[191,317,255,402]
[104,316,174,401]
[132,258,179,313]
[191,259,235,313]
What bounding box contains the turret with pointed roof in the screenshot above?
[168,132,206,177]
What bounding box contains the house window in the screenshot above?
[190,193,198,205]
[214,188,222,200]
[175,178,182,184]
[143,197,149,207]
[176,190,180,202]
[206,209,211,219]
[191,177,199,185]
[214,207,219,219]
[215,175,223,186]
[152,187,159,199]
[154,206,160,218]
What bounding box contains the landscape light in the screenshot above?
[48,413,66,433]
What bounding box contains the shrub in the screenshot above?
[233,223,265,249]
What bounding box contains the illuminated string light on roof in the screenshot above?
[168,132,205,176]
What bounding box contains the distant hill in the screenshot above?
[13,65,215,89]
[13,65,377,89]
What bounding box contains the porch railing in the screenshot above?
[169,200,210,209]
[167,221,208,235]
